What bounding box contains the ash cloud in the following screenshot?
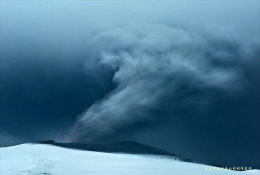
[68,24,250,143]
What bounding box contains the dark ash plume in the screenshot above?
[68,24,248,143]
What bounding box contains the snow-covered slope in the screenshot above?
[0,144,258,175]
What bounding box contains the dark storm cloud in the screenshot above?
[0,55,115,142]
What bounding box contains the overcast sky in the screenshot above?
[0,0,260,168]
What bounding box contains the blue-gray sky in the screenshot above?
[0,0,260,168]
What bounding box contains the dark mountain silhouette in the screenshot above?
[38,140,193,162]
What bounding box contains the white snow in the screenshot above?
[0,144,259,175]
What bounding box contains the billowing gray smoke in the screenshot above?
[68,24,247,143]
